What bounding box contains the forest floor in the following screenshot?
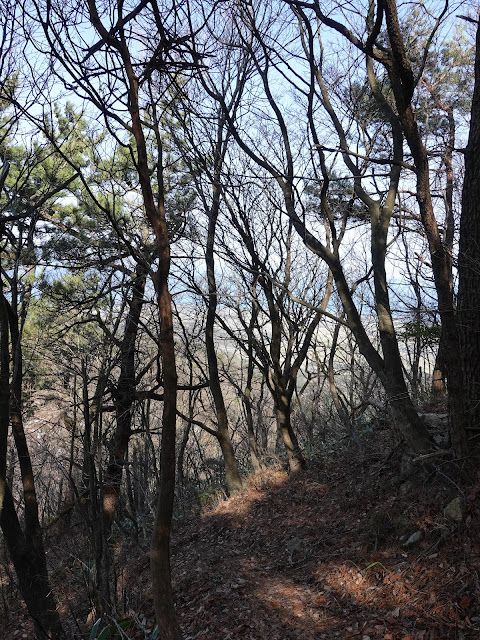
[2,432,480,640]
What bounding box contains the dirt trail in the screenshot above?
[2,444,480,639]
[121,445,480,639]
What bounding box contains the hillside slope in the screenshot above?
[2,442,480,639]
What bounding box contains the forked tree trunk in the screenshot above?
[0,295,64,639]
[274,388,306,473]
[321,251,432,454]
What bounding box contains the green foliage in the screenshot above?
[197,484,226,507]
[89,618,157,640]
[400,320,441,349]
[0,72,18,110]
[39,269,102,305]
[304,170,365,222]
[89,620,109,640]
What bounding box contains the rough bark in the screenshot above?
[0,295,64,639]
[85,1,182,634]
[273,387,306,472]
[458,16,480,440]
[382,0,469,457]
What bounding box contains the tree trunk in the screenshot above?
[274,388,306,473]
[1,295,64,639]
[382,0,469,458]
[431,335,447,399]
[0,290,9,518]
[327,323,354,434]
[204,127,242,495]
[113,22,182,638]
[80,358,112,614]
[458,16,480,442]
[326,255,432,453]
[103,263,147,527]
[150,266,181,640]
[1,485,64,639]
[243,386,262,474]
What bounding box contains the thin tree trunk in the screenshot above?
[1,485,64,639]
[431,337,447,399]
[323,254,432,453]
[257,381,269,453]
[244,386,262,474]
[327,323,353,433]
[244,292,262,473]
[0,290,9,518]
[103,263,147,527]
[81,358,111,614]
[86,5,183,631]
[129,76,182,640]
[204,121,242,495]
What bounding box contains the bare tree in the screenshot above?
[285,0,469,455]
[198,1,433,453]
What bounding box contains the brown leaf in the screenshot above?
[448,607,460,620]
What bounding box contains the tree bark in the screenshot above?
[85,1,183,633]
[273,387,306,472]
[1,485,64,639]
[0,289,9,518]
[382,0,469,457]
[103,263,147,527]
[204,120,243,495]
[210,10,432,455]
[292,230,432,453]
[458,16,480,442]
[0,295,64,639]
[432,337,447,399]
